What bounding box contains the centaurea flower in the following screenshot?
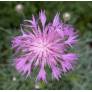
[12,10,78,82]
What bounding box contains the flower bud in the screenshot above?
[63,12,71,21]
[35,83,40,89]
[12,76,16,81]
[15,4,23,13]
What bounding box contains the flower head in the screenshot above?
[12,10,78,82]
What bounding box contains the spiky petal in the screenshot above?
[39,10,46,29]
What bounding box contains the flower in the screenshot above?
[12,10,78,82]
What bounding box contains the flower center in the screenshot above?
[37,41,48,52]
[33,39,49,54]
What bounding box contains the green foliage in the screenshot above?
[0,1,92,89]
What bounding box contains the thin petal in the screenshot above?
[53,13,60,26]
[39,10,46,29]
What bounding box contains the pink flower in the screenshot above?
[11,10,78,82]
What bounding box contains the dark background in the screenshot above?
[0,1,92,89]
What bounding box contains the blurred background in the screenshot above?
[0,1,92,90]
